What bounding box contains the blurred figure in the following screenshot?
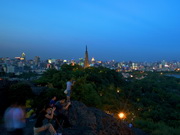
[33,105,61,135]
[54,98,72,129]
[49,96,57,107]
[25,99,36,122]
[4,102,26,135]
[128,123,133,128]
[26,108,36,122]
[65,78,75,102]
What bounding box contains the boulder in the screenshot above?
[63,101,134,135]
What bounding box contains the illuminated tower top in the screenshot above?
[22,52,25,57]
[21,52,26,61]
[84,45,89,68]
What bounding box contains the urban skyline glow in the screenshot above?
[0,0,180,62]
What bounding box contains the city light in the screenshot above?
[117,89,120,93]
[63,60,67,63]
[48,59,52,64]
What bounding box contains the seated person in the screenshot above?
[33,105,61,135]
[49,96,57,107]
[54,99,72,129]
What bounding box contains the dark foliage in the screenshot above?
[1,65,179,135]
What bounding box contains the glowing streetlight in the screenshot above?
[118,112,126,119]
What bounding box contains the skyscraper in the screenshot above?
[34,56,40,66]
[84,46,89,68]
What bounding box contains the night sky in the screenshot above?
[0,0,180,62]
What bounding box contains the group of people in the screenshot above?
[33,96,72,135]
[3,78,75,135]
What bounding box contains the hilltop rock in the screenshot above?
[0,101,135,135]
[62,101,134,135]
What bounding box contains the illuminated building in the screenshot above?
[71,59,75,66]
[15,57,21,60]
[132,63,138,70]
[47,64,52,69]
[7,65,17,73]
[21,52,26,61]
[90,57,96,66]
[84,46,89,68]
[79,58,84,66]
[91,57,95,63]
[34,56,40,66]
[48,59,56,64]
[63,60,67,64]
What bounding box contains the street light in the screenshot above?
[118,112,126,119]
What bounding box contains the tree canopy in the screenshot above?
[1,64,180,135]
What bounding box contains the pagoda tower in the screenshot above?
[84,46,89,68]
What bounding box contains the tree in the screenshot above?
[6,82,34,105]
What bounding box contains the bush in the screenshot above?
[134,119,180,135]
[7,82,34,105]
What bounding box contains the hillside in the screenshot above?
[1,66,179,135]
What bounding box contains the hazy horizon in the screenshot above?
[0,0,180,62]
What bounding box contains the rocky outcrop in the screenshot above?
[0,101,135,135]
[63,101,134,135]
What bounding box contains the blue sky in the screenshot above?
[0,0,180,62]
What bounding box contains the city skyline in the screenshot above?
[0,0,180,62]
[1,52,180,63]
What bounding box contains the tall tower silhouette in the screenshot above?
[84,45,89,68]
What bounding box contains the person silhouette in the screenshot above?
[65,78,75,102]
[33,105,61,135]
[4,102,26,135]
